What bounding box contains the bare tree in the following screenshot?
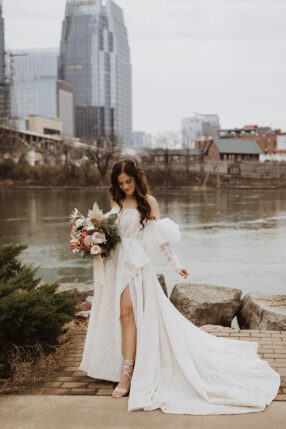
[194,136,212,185]
[153,131,180,187]
[196,137,221,188]
[83,135,122,182]
[181,128,191,175]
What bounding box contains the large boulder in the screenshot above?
[74,310,91,321]
[57,282,94,302]
[170,283,242,327]
[237,293,286,330]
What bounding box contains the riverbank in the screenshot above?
[1,160,285,188]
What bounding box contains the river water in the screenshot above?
[0,188,285,298]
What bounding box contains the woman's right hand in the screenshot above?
[178,268,189,279]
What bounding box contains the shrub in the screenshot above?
[0,240,78,377]
[0,159,15,179]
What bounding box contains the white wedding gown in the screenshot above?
[79,206,280,415]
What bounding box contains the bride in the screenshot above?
[79,158,280,415]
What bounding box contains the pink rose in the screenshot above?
[83,235,93,247]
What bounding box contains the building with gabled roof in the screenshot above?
[203,138,263,161]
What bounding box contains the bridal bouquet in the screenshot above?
[69,202,121,258]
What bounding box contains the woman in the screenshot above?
[79,158,280,415]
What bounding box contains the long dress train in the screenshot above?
[78,206,280,415]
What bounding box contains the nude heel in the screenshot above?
[112,359,135,398]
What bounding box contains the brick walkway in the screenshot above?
[23,324,286,400]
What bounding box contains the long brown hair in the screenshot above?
[109,158,154,230]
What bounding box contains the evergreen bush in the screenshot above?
[0,240,78,376]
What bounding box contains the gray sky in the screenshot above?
[3,0,286,134]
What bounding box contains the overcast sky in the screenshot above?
[3,0,286,134]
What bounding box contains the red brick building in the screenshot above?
[218,126,286,154]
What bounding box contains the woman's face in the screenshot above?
[117,172,136,197]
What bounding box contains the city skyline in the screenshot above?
[3,0,286,135]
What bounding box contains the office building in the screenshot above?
[9,48,74,135]
[182,113,220,149]
[58,0,132,145]
[133,131,151,149]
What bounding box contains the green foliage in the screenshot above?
[0,240,78,372]
[100,214,122,256]
[101,213,118,234]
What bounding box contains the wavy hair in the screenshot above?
[109,158,154,230]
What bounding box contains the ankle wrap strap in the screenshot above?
[122,359,135,378]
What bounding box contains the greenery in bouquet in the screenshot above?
[70,202,121,258]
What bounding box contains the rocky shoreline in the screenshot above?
[58,277,286,331]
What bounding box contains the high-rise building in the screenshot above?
[182,113,220,149]
[0,0,9,118]
[58,0,132,146]
[9,48,75,135]
[133,131,151,149]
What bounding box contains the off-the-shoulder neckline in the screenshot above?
[112,206,138,212]
[112,206,160,222]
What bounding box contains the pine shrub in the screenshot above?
[0,240,78,377]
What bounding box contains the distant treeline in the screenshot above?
[0,159,202,187]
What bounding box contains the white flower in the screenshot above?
[70,208,80,222]
[75,218,84,228]
[90,245,102,255]
[86,224,96,233]
[92,231,106,244]
[88,201,104,223]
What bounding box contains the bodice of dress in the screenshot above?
[106,206,180,242]
[117,207,143,240]
[104,206,183,273]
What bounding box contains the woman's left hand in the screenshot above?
[178,268,189,279]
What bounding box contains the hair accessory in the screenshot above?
[134,161,144,175]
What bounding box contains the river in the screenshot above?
[0,188,285,298]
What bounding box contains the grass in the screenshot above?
[0,319,84,394]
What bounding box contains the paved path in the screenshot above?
[1,397,286,429]
[21,324,286,400]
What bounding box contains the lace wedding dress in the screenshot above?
[79,206,280,415]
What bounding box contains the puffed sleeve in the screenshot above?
[141,217,181,247]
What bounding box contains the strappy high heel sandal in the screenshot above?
[112,359,135,398]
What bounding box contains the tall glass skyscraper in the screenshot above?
[58,0,132,146]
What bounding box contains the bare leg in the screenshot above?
[112,285,136,397]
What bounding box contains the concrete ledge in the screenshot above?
[0,396,286,429]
